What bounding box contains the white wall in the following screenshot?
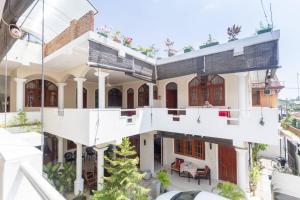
[139,131,155,175]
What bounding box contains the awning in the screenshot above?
[271,171,300,200]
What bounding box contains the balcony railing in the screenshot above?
[43,107,279,146]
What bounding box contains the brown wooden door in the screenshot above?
[166,90,177,109]
[218,145,237,184]
[127,91,134,109]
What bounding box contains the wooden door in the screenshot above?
[166,90,177,109]
[218,145,237,184]
[127,90,134,109]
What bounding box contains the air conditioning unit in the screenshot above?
[264,89,271,95]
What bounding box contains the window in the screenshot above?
[174,138,205,160]
[138,84,149,107]
[25,79,58,107]
[188,75,225,106]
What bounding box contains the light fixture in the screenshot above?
[259,117,265,126]
[1,17,23,39]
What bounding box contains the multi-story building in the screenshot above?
[0,0,282,197]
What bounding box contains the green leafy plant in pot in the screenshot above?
[183,45,194,53]
[155,169,170,193]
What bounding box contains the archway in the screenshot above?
[138,84,149,107]
[108,88,122,107]
[166,82,178,109]
[188,75,225,106]
[25,79,58,107]
[127,88,134,109]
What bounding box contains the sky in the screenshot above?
[90,0,300,100]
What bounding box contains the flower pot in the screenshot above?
[228,38,238,42]
[257,28,272,34]
[184,49,192,53]
[151,180,161,198]
[99,32,108,38]
[199,42,219,49]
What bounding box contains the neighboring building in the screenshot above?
[0,1,282,197]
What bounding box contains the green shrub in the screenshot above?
[155,169,170,190]
[214,182,246,200]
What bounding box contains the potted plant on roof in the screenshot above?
[199,34,219,49]
[256,22,273,34]
[183,45,194,53]
[112,31,122,43]
[123,36,133,47]
[227,24,241,42]
[97,25,111,38]
[138,44,158,58]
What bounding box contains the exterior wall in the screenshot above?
[44,11,94,56]
[139,131,155,175]
[253,89,278,108]
[162,137,219,180]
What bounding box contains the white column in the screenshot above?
[147,83,154,107]
[57,137,64,165]
[236,73,248,117]
[57,83,66,111]
[94,147,108,190]
[14,78,26,111]
[94,71,109,109]
[74,78,86,109]
[74,143,84,195]
[140,132,155,175]
[235,148,248,192]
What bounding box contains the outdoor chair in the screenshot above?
[171,158,184,175]
[83,170,97,189]
[195,165,211,185]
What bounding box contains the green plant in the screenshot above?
[8,111,42,132]
[92,137,149,200]
[138,44,158,58]
[214,182,246,200]
[183,45,193,53]
[249,163,262,194]
[113,31,122,43]
[199,34,219,49]
[281,112,293,129]
[43,162,76,195]
[252,143,268,163]
[155,169,170,191]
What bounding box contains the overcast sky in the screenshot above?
[90,0,300,99]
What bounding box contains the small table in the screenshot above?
[180,162,197,181]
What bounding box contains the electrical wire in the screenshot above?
[260,0,270,25]
[40,0,45,154]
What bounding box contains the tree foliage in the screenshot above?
[92,137,149,200]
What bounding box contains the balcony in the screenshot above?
[43,107,279,146]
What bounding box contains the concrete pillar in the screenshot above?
[57,83,66,111]
[236,73,248,117]
[94,71,109,109]
[147,83,154,107]
[14,78,26,111]
[235,148,248,192]
[94,147,107,190]
[74,143,84,195]
[140,132,155,175]
[74,78,86,109]
[57,137,64,165]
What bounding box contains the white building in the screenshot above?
[0,0,282,198]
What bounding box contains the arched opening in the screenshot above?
[166,82,178,109]
[76,88,87,108]
[25,79,58,107]
[153,85,158,100]
[108,88,122,107]
[188,75,225,106]
[95,89,98,108]
[127,88,134,109]
[138,84,149,107]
